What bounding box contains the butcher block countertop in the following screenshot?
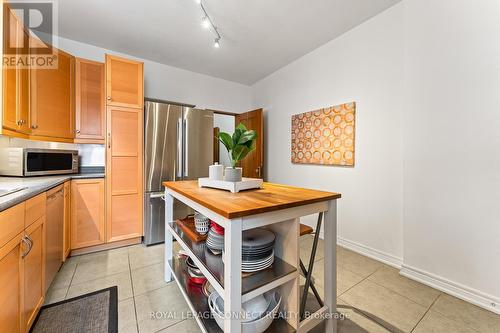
[163,180,341,219]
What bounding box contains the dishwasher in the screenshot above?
[45,184,64,292]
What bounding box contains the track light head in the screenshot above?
[201,17,210,29]
[214,38,220,48]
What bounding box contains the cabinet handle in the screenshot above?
[17,120,23,126]
[31,124,38,129]
[21,236,32,258]
[107,133,111,149]
[76,130,80,134]
[107,96,111,101]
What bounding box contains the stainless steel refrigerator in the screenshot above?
[144,99,213,245]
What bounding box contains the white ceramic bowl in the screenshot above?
[242,295,269,321]
[208,290,282,333]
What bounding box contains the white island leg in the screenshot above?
[224,218,243,333]
[164,190,174,283]
[324,200,337,332]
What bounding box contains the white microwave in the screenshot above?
[0,148,79,176]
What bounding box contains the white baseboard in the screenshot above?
[336,237,500,315]
[400,264,500,315]
[337,236,403,269]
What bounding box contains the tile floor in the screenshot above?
[44,237,500,333]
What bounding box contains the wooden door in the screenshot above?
[62,181,71,260]
[70,179,105,249]
[30,49,75,140]
[23,217,44,332]
[235,109,264,179]
[106,105,143,242]
[75,58,105,143]
[0,233,23,333]
[105,54,144,109]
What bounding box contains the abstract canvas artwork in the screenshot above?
[291,102,356,166]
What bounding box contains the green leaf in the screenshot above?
[236,123,248,131]
[237,129,257,145]
[218,132,233,151]
[231,145,251,164]
[232,127,243,147]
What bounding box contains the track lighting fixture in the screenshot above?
[195,1,222,48]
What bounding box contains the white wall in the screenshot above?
[252,4,405,262]
[57,37,252,113]
[402,0,500,308]
[252,0,500,312]
[214,113,235,168]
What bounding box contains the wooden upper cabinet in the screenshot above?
[75,58,105,143]
[71,179,105,249]
[0,233,23,333]
[23,217,44,332]
[2,6,30,135]
[105,54,144,109]
[30,49,75,141]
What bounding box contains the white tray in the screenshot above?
[198,177,263,193]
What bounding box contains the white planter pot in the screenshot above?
[224,167,242,182]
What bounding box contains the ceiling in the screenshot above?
[57,0,401,85]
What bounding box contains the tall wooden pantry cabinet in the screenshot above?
[105,54,144,243]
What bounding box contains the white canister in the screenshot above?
[209,163,225,180]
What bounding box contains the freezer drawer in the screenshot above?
[144,192,192,245]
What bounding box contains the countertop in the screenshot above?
[163,180,341,219]
[0,170,105,212]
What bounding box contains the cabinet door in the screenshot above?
[2,7,30,134]
[71,179,105,249]
[105,54,143,109]
[2,7,19,131]
[106,106,143,242]
[75,58,105,143]
[63,181,70,261]
[0,234,23,333]
[23,218,44,332]
[30,49,75,140]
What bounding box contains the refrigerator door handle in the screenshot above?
[184,118,189,178]
[177,119,182,178]
[150,192,166,200]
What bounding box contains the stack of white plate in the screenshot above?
[194,212,210,235]
[241,228,275,273]
[206,227,224,254]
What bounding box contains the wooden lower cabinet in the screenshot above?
[0,233,23,333]
[63,181,71,260]
[71,179,105,249]
[23,217,45,331]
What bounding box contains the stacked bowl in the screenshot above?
[208,290,282,333]
[206,222,224,254]
[186,257,206,285]
[241,228,275,273]
[194,212,210,235]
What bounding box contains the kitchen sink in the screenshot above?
[0,187,26,197]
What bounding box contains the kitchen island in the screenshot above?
[163,180,341,333]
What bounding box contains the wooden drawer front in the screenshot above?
[0,203,25,249]
[25,193,46,228]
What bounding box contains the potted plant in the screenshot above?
[218,123,257,182]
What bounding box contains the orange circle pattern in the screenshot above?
[291,102,355,166]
